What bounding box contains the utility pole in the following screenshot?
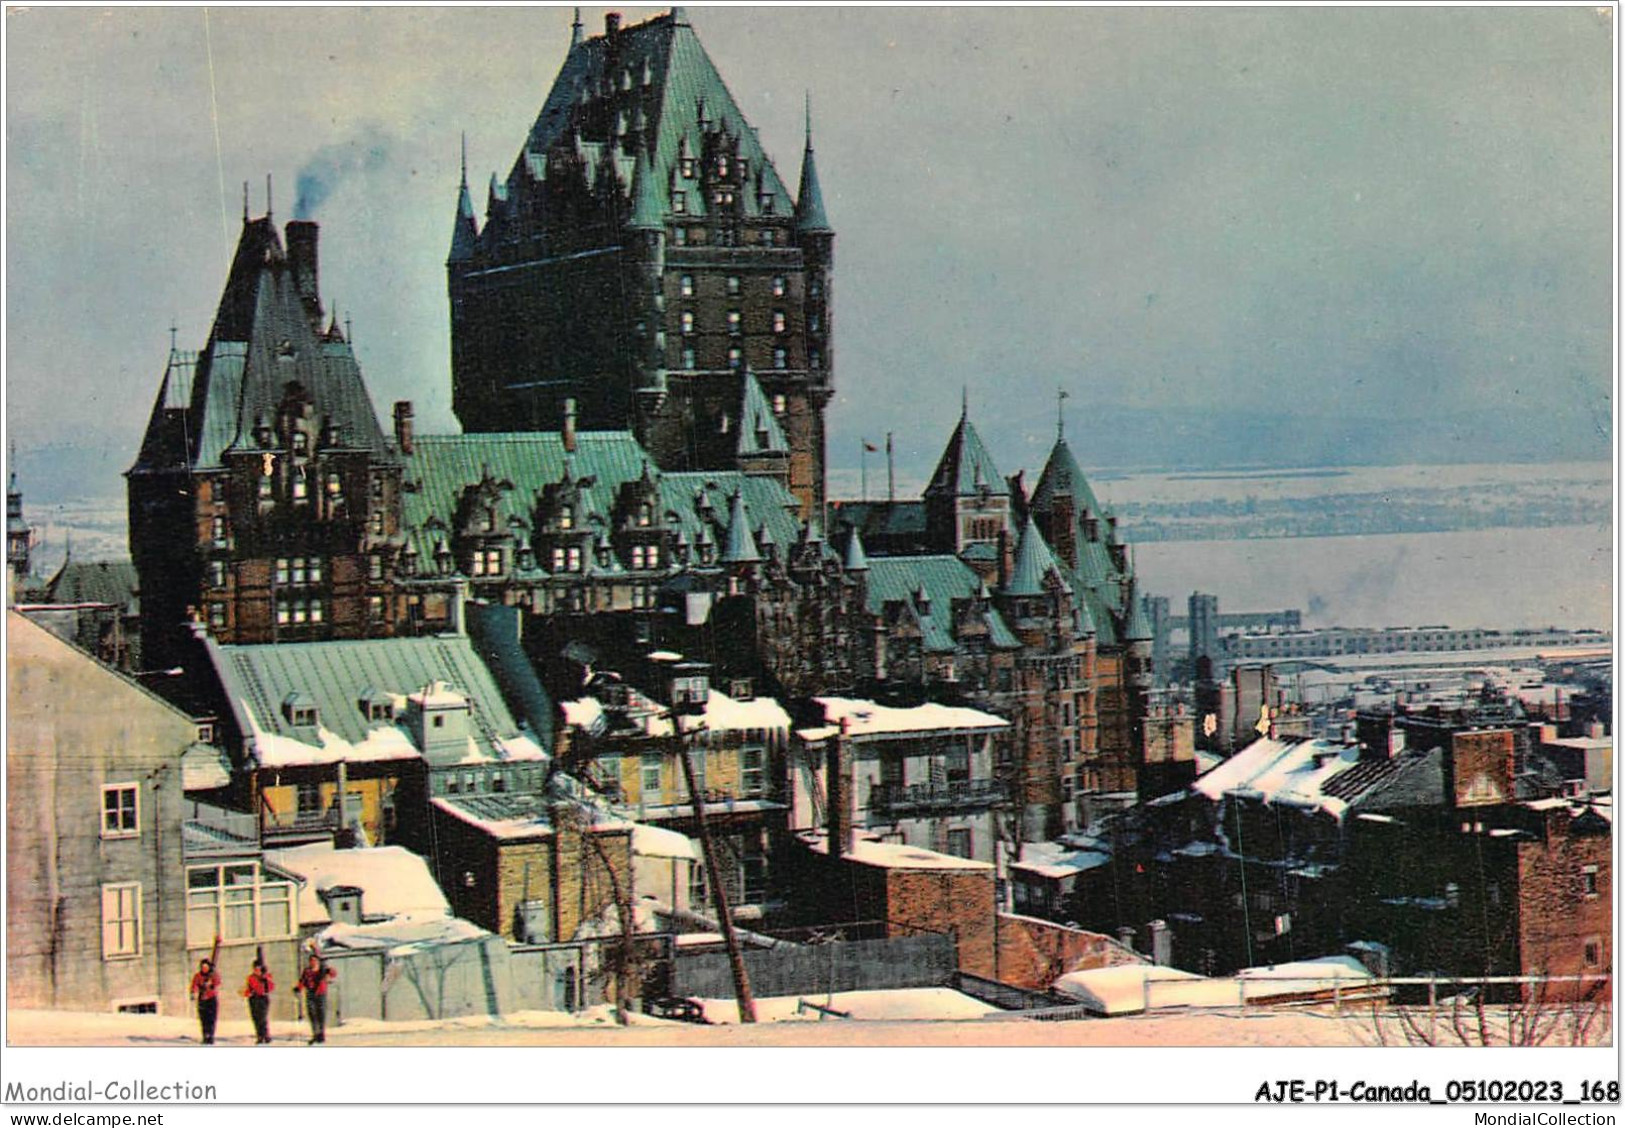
[675,727,756,1022]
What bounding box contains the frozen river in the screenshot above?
[1132,522,1612,632]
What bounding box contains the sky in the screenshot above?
[5,5,1614,499]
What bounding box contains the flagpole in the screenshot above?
[860,441,868,502]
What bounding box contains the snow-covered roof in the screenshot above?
[263,843,451,925]
[431,794,632,840]
[632,823,699,861]
[695,987,996,1024]
[1010,840,1110,880]
[1052,965,1218,1015]
[1192,737,1361,819]
[181,743,234,791]
[561,688,789,739]
[798,830,992,871]
[317,915,490,958]
[798,697,1009,742]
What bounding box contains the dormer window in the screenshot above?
[325,471,343,499]
[559,504,574,530]
[292,474,309,502]
[472,548,502,577]
[680,157,696,179]
[282,693,318,728]
[761,192,776,215]
[358,690,394,723]
[673,190,687,215]
[636,503,653,528]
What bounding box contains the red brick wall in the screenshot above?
[1517,809,1611,1002]
[994,913,1141,990]
[883,867,996,978]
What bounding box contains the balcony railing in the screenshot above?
[260,807,341,843]
[869,778,1007,817]
[183,801,259,858]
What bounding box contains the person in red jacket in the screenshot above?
[188,958,221,1044]
[242,959,275,1044]
[295,953,336,1044]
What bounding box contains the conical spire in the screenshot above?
[449,135,478,263]
[794,93,833,235]
[1004,516,1069,598]
[628,148,664,232]
[721,490,761,564]
[843,526,869,572]
[1122,576,1153,642]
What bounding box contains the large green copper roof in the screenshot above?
[495,11,797,237]
[736,371,790,457]
[865,555,1019,652]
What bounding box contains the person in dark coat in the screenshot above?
[242,959,275,1044]
[188,959,221,1044]
[295,953,336,1044]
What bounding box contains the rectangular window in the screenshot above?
[208,560,227,587]
[101,783,139,838]
[772,310,787,334]
[641,754,662,798]
[102,883,142,959]
[681,346,696,369]
[208,602,226,630]
[681,311,695,335]
[726,310,742,334]
[810,349,822,371]
[688,859,707,908]
[185,863,295,948]
[727,346,743,369]
[275,557,290,584]
[741,747,764,796]
[680,157,696,179]
[672,226,687,246]
[760,192,776,215]
[1585,940,1602,967]
[258,471,273,499]
[1583,864,1600,898]
[325,471,343,498]
[567,546,582,572]
[946,828,973,859]
[211,517,227,548]
[726,275,741,296]
[368,595,385,621]
[672,190,687,214]
[773,348,787,370]
[679,274,694,297]
[292,475,308,502]
[631,585,651,610]
[772,393,788,414]
[291,558,307,584]
[297,783,322,819]
[771,275,787,298]
[368,554,383,580]
[740,848,767,904]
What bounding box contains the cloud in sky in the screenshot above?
[4,6,1611,491]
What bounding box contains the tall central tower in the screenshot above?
[448,7,833,517]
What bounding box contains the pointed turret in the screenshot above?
[449,139,478,263]
[1004,516,1069,598]
[794,95,833,235]
[628,148,664,232]
[721,490,761,564]
[926,409,1004,499]
[843,527,869,572]
[1123,585,1153,643]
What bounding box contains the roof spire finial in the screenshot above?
[266,172,273,222]
[805,90,812,148]
[961,385,968,421]
[169,321,179,355]
[242,181,249,224]
[460,132,469,187]
[570,7,583,47]
[1057,386,1070,440]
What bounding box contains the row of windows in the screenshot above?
[185,863,297,949]
[670,225,791,248]
[676,346,819,372]
[678,310,809,336]
[678,274,792,299]
[276,596,327,626]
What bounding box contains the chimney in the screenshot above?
[285,220,322,326]
[605,11,621,38]
[563,397,578,453]
[393,400,415,456]
[826,717,854,857]
[319,885,364,927]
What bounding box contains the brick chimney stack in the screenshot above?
[826,717,854,857]
[393,401,415,456]
[285,220,321,326]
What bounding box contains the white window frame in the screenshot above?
[641,754,662,797]
[102,882,142,960]
[101,783,140,839]
[185,862,296,948]
[740,746,765,797]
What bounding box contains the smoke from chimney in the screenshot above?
[293,125,394,220]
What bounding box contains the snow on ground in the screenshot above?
[12,1005,1609,1048]
[694,988,997,1024]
